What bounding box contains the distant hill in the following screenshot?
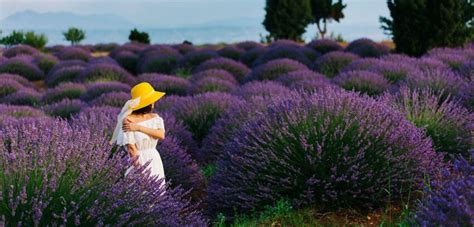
[0,10,136,30]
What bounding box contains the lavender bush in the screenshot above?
[137,73,190,96]
[189,69,238,85]
[56,47,92,61]
[235,41,262,51]
[207,88,443,218]
[113,51,139,74]
[2,45,38,58]
[0,119,207,226]
[194,58,251,83]
[42,83,86,104]
[188,77,238,95]
[177,50,219,71]
[345,38,391,58]
[89,91,129,108]
[0,57,45,81]
[334,70,391,96]
[44,99,86,118]
[414,151,474,226]
[253,46,312,67]
[77,63,135,85]
[217,46,245,61]
[381,87,473,157]
[240,47,266,67]
[1,88,41,106]
[0,73,34,88]
[276,70,327,87]
[172,43,197,55]
[306,39,343,54]
[32,53,59,74]
[231,81,291,101]
[138,53,181,74]
[366,61,422,83]
[0,78,25,98]
[45,65,85,87]
[314,51,359,78]
[81,81,131,101]
[248,58,308,82]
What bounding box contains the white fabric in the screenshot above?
[109,97,141,146]
[122,116,166,188]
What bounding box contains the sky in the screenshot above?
[0,0,391,41]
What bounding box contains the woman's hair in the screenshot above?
[131,104,153,115]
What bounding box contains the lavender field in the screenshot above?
[0,39,473,225]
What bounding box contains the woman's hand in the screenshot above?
[123,118,141,132]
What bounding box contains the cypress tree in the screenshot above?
[263,0,313,41]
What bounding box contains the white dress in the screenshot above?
[118,115,166,188]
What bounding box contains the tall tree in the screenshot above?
[310,0,346,39]
[381,0,474,56]
[63,27,86,45]
[263,0,313,41]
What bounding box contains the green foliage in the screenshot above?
[128,28,150,44]
[0,30,26,47]
[23,31,48,49]
[63,27,86,45]
[263,0,313,41]
[201,164,217,178]
[310,0,347,39]
[381,0,474,56]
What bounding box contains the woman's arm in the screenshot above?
[127,144,140,167]
[123,118,165,140]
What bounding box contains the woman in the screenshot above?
[110,82,167,188]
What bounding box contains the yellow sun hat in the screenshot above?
[130,82,166,111]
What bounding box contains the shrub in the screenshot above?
[345,38,391,58]
[88,56,118,66]
[165,92,243,144]
[63,27,86,45]
[0,73,34,88]
[253,46,312,67]
[188,77,238,95]
[268,39,301,49]
[70,106,119,136]
[380,87,473,157]
[77,63,135,84]
[300,46,321,61]
[458,61,473,79]
[428,52,469,71]
[129,28,150,44]
[0,119,208,226]
[235,41,263,51]
[0,104,47,119]
[314,51,359,78]
[288,77,338,92]
[217,46,245,61]
[138,45,181,60]
[48,60,87,75]
[137,73,190,96]
[248,58,309,82]
[56,47,91,61]
[93,43,119,52]
[177,50,219,71]
[81,81,131,101]
[207,88,443,218]
[23,31,48,49]
[341,58,385,73]
[138,54,181,74]
[306,39,343,54]
[0,88,41,106]
[44,99,86,118]
[263,0,313,41]
[159,135,205,198]
[405,67,468,101]
[194,58,250,83]
[0,57,45,81]
[416,57,452,72]
[32,53,58,74]
[114,51,139,74]
[2,45,38,58]
[109,43,146,58]
[276,70,326,87]
[0,78,25,98]
[366,61,422,83]
[240,47,267,67]
[172,43,197,55]
[90,91,130,108]
[159,112,199,155]
[42,83,86,104]
[414,151,474,226]
[334,70,390,96]
[45,65,85,87]
[232,81,291,101]
[190,69,238,84]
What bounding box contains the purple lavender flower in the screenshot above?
[77,63,136,85]
[113,51,139,74]
[306,39,343,54]
[314,51,359,78]
[276,70,327,87]
[2,45,39,58]
[165,92,244,144]
[109,42,146,58]
[248,58,309,82]
[235,41,263,51]
[172,43,197,55]
[414,151,474,226]
[87,56,119,66]
[0,73,34,88]
[0,78,25,98]
[138,45,181,60]
[253,46,313,67]
[240,47,267,67]
[428,52,469,71]
[0,57,45,81]
[189,69,238,84]
[232,80,291,101]
[81,81,131,101]
[160,112,199,157]
[42,83,86,104]
[138,53,181,74]
[188,77,238,95]
[207,88,444,218]
[194,58,251,83]
[345,38,391,58]
[334,70,390,96]
[177,49,219,71]
[89,91,130,108]
[92,43,119,52]
[56,47,92,62]
[380,87,473,156]
[366,61,423,83]
[217,46,245,61]
[47,60,87,76]
[458,61,473,79]
[44,98,86,118]
[1,88,41,106]
[32,53,59,74]
[137,73,190,96]
[268,39,301,49]
[45,65,85,87]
